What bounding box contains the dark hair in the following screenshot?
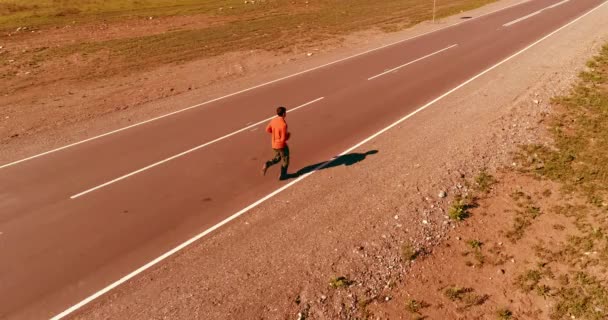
[276,106,287,117]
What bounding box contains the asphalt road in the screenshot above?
[0,0,605,318]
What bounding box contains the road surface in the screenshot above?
[0,0,605,318]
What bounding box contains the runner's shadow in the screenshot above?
[287,150,378,179]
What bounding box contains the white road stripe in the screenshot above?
[70,97,324,199]
[368,44,458,80]
[50,2,608,319]
[0,0,532,170]
[548,0,570,9]
[503,0,570,27]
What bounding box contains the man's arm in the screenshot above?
[276,125,287,145]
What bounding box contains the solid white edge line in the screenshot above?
[51,2,608,319]
[368,44,458,80]
[503,0,570,26]
[0,0,533,171]
[70,97,324,199]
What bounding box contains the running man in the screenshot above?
[262,106,290,180]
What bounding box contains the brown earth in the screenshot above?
[372,173,579,319]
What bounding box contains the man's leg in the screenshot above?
[279,145,290,180]
[262,149,282,176]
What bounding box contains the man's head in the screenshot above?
[276,106,287,118]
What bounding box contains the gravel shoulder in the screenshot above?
[68,2,608,320]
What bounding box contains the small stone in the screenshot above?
[511,259,516,263]
[456,236,461,240]
[306,52,313,57]
[384,296,391,301]
[533,99,540,104]
[394,215,399,220]
[422,220,428,224]
[438,191,447,198]
[320,295,327,302]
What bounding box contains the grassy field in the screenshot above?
[0,0,251,29]
[0,0,494,30]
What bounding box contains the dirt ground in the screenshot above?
[61,1,608,320]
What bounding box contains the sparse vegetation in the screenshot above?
[504,191,543,242]
[329,276,353,289]
[515,269,543,293]
[443,286,488,308]
[462,239,486,267]
[405,299,429,313]
[550,272,608,320]
[519,45,608,205]
[510,43,608,320]
[467,239,483,249]
[497,307,513,319]
[475,169,496,193]
[402,242,420,261]
[448,196,474,221]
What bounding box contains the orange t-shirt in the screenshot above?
[266,117,289,149]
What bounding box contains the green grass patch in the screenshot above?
[448,196,476,221]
